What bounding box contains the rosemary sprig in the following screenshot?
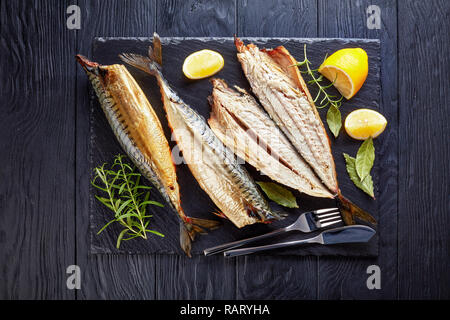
[91,154,164,248]
[294,45,344,138]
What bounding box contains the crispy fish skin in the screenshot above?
[235,39,376,225]
[235,38,339,194]
[120,48,283,228]
[76,55,219,256]
[208,78,333,199]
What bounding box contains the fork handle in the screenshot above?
[224,235,321,257]
[203,227,290,256]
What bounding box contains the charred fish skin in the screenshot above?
[76,55,219,257]
[119,41,283,228]
[208,78,334,199]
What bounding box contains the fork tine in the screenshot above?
[320,219,343,228]
[314,207,339,215]
[318,213,342,223]
[316,210,341,219]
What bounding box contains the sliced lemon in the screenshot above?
[344,108,387,140]
[182,49,224,80]
[318,48,368,100]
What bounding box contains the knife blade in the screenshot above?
[223,225,376,257]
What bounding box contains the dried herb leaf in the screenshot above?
[355,137,375,181]
[256,181,299,208]
[360,174,375,199]
[327,104,342,138]
[343,153,374,198]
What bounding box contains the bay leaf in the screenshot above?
[327,104,342,138]
[256,181,299,208]
[343,153,375,198]
[360,174,375,199]
[355,137,375,181]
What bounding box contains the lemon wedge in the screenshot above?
[344,108,387,140]
[318,48,368,100]
[182,49,224,80]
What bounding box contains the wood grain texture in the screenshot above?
[156,255,236,299]
[75,0,157,300]
[317,0,398,299]
[0,0,76,299]
[397,0,450,299]
[157,0,236,36]
[236,0,319,300]
[155,0,238,300]
[84,255,156,300]
[238,0,317,37]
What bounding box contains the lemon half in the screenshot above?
[182,49,224,80]
[319,48,368,100]
[344,108,387,140]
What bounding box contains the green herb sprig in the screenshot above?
[91,154,164,248]
[294,45,344,138]
[343,138,375,198]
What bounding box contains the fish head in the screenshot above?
[75,54,100,74]
[76,54,118,87]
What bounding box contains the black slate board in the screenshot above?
[88,37,380,256]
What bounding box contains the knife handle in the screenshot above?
[203,227,289,256]
[223,235,321,257]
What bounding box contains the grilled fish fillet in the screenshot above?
[235,38,339,194]
[120,38,283,228]
[208,78,333,199]
[235,38,376,225]
[76,55,219,257]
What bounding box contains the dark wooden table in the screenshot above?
[0,0,448,300]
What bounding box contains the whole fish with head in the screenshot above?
[119,34,284,229]
[76,54,219,257]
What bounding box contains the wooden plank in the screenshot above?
[238,0,317,37]
[397,0,450,299]
[156,0,236,36]
[154,0,238,299]
[155,256,236,299]
[0,0,76,299]
[236,0,319,300]
[75,0,157,300]
[317,0,398,299]
[156,0,236,299]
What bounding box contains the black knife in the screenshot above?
[223,225,376,257]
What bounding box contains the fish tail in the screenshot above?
[119,33,163,76]
[179,217,221,257]
[119,52,161,76]
[149,32,163,65]
[179,223,193,258]
[337,193,377,226]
